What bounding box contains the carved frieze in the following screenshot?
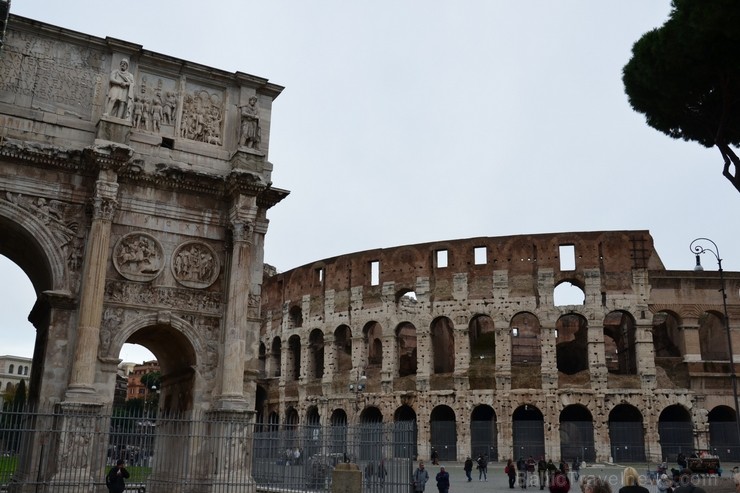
[134,72,180,136]
[112,232,165,282]
[180,87,224,146]
[105,280,223,314]
[171,241,220,289]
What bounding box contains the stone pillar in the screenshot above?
[67,145,129,401]
[496,323,512,391]
[332,462,362,493]
[588,323,608,390]
[217,194,258,410]
[381,334,395,393]
[207,410,255,493]
[636,321,657,390]
[454,322,470,391]
[592,395,611,462]
[49,402,105,492]
[540,325,558,390]
[681,320,702,362]
[323,333,336,393]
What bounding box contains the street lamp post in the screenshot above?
[690,237,740,454]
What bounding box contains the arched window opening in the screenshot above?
[334,325,353,374]
[396,322,418,378]
[289,305,303,328]
[553,281,585,307]
[699,311,729,361]
[556,314,588,375]
[430,317,455,374]
[288,335,301,382]
[308,329,324,379]
[603,311,637,375]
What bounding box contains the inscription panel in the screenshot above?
[0,30,105,119]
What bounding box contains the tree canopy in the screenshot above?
[622,0,740,192]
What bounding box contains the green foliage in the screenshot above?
[622,0,740,192]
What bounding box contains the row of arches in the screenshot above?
[260,309,729,381]
[256,400,740,462]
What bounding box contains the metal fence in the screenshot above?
[0,405,415,493]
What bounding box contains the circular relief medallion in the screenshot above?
[171,241,220,289]
[112,232,165,282]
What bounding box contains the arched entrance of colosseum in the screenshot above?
[708,405,739,460]
[396,322,418,378]
[603,311,637,375]
[430,405,457,461]
[698,311,730,361]
[330,409,349,456]
[658,405,693,460]
[470,405,497,461]
[305,406,321,458]
[334,325,353,375]
[431,317,455,374]
[608,404,645,462]
[512,405,544,459]
[394,405,417,459]
[559,405,595,462]
[555,314,588,376]
[510,313,542,389]
[360,407,383,460]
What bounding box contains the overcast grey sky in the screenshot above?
[2,1,738,363]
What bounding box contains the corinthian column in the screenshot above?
[66,168,120,400]
[217,195,257,410]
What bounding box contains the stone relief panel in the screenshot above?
[171,241,220,289]
[133,72,180,136]
[180,86,224,146]
[112,232,165,282]
[0,30,105,119]
[4,192,86,275]
[105,280,223,314]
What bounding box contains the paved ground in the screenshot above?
[418,463,738,493]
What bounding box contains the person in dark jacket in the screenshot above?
[464,456,474,482]
[436,466,450,493]
[106,459,130,493]
[507,458,518,488]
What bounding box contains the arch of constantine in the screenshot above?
[0,8,738,492]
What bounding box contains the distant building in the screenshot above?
[126,360,160,402]
[0,355,31,396]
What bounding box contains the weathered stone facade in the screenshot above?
[258,231,740,463]
[0,13,286,491]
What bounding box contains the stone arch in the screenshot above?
[430,405,457,461]
[363,321,383,387]
[0,200,69,293]
[285,407,300,449]
[111,312,204,413]
[394,405,417,459]
[559,405,595,462]
[652,310,682,357]
[512,404,545,459]
[608,403,645,462]
[330,409,348,455]
[430,316,455,374]
[470,405,497,461]
[603,310,637,375]
[553,279,585,306]
[708,405,739,460]
[470,314,495,361]
[255,384,267,424]
[334,325,352,375]
[396,322,417,378]
[510,312,542,389]
[287,334,301,382]
[658,404,693,460]
[360,407,383,460]
[270,336,282,378]
[307,328,324,379]
[0,204,69,408]
[698,310,729,361]
[258,342,267,377]
[556,313,589,375]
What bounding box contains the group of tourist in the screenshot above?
[411,459,720,493]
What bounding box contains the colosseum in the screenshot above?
[257,230,740,464]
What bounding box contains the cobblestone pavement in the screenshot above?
[417,463,738,493]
